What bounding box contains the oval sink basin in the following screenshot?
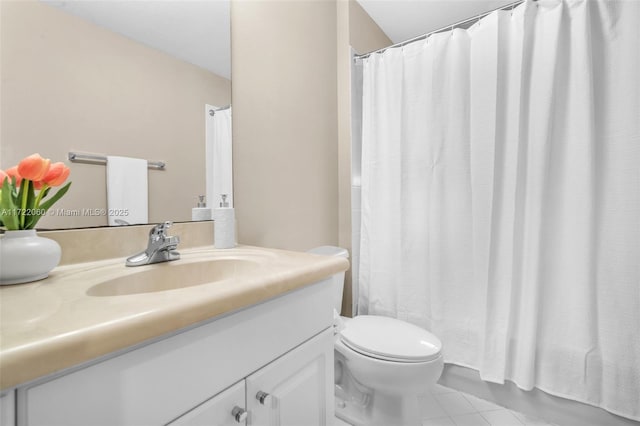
[87,258,262,297]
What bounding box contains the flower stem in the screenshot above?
[20,181,29,229]
[34,184,48,209]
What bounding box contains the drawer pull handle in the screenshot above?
[256,391,272,405]
[231,406,248,423]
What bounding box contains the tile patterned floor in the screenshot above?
[421,384,558,426]
[334,384,559,426]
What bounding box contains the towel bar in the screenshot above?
[68,152,165,170]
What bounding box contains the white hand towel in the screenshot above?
[106,156,148,226]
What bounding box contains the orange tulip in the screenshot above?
[41,162,70,187]
[17,153,50,181]
[4,166,22,187]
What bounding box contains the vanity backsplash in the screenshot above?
[38,221,214,265]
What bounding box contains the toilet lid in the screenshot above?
[340,316,441,362]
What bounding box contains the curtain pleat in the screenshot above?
[358,0,640,419]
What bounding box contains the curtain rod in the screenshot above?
[354,0,527,60]
[208,104,231,116]
[68,152,166,170]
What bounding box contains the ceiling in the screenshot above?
[41,0,516,80]
[356,0,517,45]
[41,0,231,80]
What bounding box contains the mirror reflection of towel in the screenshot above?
[106,156,148,226]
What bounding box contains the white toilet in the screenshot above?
[308,246,444,426]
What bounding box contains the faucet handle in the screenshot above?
[149,221,173,241]
[149,221,173,236]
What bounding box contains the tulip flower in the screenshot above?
[17,153,51,182]
[4,166,22,187]
[41,162,71,187]
[0,153,71,230]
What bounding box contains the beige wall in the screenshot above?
[231,0,389,315]
[0,1,230,229]
[231,0,339,251]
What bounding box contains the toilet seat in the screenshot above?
[340,315,441,363]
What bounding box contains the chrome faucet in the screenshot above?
[126,221,180,267]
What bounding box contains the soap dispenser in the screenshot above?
[191,195,211,221]
[213,194,235,249]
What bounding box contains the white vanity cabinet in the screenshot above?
[13,279,334,426]
[170,328,333,426]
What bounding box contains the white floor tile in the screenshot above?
[431,384,458,394]
[423,416,457,426]
[420,393,449,420]
[334,415,351,426]
[336,385,555,426]
[462,393,505,412]
[480,409,524,426]
[451,413,491,426]
[435,392,478,416]
[509,410,555,426]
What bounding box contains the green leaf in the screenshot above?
[38,182,72,211]
[0,178,12,201]
[0,177,19,230]
[25,211,44,229]
[18,179,33,229]
[41,186,51,199]
[27,181,36,209]
[27,182,71,229]
[9,177,19,199]
[9,178,20,206]
[25,180,37,227]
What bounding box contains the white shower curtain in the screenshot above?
[358,0,639,420]
[206,106,233,208]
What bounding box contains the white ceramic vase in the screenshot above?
[0,230,61,285]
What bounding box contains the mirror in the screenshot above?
[0,0,231,229]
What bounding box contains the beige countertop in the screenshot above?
[0,245,349,390]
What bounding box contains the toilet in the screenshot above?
[307,246,444,426]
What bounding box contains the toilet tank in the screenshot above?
[307,246,349,313]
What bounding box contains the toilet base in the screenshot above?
[335,391,422,426]
[335,383,422,426]
[334,341,442,425]
[335,373,369,426]
[369,392,421,426]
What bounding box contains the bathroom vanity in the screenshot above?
[0,241,349,426]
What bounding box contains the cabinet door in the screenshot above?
[0,391,15,426]
[169,381,247,426]
[246,328,333,426]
